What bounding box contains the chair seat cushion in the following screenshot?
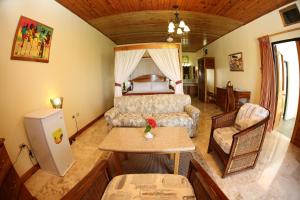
[153,112,193,129]
[112,113,147,127]
[213,126,240,154]
[101,174,196,200]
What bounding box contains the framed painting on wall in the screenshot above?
[229,52,243,71]
[11,16,53,63]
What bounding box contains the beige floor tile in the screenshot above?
[25,99,300,200]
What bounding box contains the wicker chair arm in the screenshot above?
[231,116,269,157]
[211,109,238,130]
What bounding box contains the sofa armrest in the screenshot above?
[185,105,200,120]
[185,105,200,137]
[104,107,119,125]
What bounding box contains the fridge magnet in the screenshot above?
[11,16,53,63]
[52,128,63,144]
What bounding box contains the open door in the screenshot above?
[291,40,300,147]
[274,47,286,128]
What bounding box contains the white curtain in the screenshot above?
[148,48,183,94]
[130,58,164,79]
[114,49,146,96]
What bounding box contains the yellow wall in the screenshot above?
[0,0,115,175]
[197,1,300,103]
[182,52,198,67]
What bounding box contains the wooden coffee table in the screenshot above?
[98,127,195,174]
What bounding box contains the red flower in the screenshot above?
[147,118,157,128]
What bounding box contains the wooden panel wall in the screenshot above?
[56,0,295,52]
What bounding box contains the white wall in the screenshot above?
[0,0,115,175]
[277,42,299,120]
[196,1,300,103]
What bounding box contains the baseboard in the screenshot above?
[20,163,40,183]
[69,112,106,143]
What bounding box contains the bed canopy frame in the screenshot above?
[114,42,183,96]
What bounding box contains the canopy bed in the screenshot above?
[114,43,183,96]
[124,74,175,95]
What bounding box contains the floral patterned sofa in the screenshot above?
[104,94,200,137]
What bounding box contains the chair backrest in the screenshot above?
[114,94,191,114]
[62,154,119,200]
[188,159,229,200]
[225,86,235,112]
[234,103,269,130]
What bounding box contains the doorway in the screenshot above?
[272,38,300,139]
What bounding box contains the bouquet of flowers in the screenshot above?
[144,118,157,133]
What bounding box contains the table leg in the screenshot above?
[174,152,180,174]
[113,152,122,175]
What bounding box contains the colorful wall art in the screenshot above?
[11,16,53,63]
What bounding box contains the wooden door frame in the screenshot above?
[291,40,300,146]
[271,38,300,144]
[283,60,289,119]
[273,49,285,129]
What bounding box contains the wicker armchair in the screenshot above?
[208,103,269,177]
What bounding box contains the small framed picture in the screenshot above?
[11,16,54,63]
[229,52,243,71]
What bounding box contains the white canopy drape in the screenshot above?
[114,49,146,96]
[148,48,183,94]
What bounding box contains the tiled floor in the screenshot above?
[25,99,300,200]
[277,118,296,138]
[191,101,300,200]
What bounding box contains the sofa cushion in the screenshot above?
[213,126,240,154]
[152,94,191,113]
[114,95,153,114]
[101,174,195,200]
[114,94,192,114]
[235,103,269,130]
[112,113,147,127]
[153,112,193,129]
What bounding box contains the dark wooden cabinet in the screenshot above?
[183,84,198,97]
[198,57,215,102]
[0,139,35,200]
[216,87,251,111]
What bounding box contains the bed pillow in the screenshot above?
[151,82,169,91]
[132,82,152,92]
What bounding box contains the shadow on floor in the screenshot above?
[120,153,193,176]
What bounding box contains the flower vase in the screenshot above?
[145,131,154,140]
[144,118,157,140]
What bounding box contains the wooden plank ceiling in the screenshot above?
[56,0,294,52]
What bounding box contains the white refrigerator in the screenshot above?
[24,109,75,176]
